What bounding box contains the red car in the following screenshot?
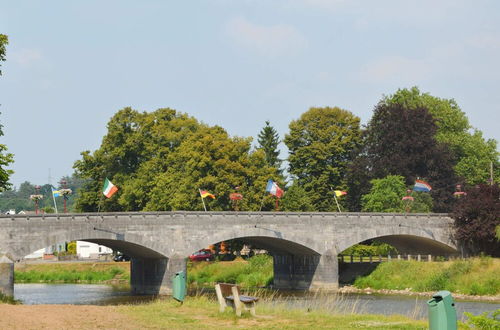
[189,249,214,261]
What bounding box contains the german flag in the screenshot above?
[199,190,216,199]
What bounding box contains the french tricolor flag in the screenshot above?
[266,179,284,198]
[413,179,432,192]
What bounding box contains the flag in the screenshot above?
[334,190,347,197]
[200,190,216,199]
[52,188,61,197]
[102,178,118,198]
[413,179,432,192]
[266,179,284,198]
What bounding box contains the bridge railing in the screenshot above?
[338,254,460,263]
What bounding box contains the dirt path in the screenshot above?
[0,305,142,330]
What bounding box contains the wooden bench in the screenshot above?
[215,283,259,316]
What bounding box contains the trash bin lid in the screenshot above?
[432,290,451,299]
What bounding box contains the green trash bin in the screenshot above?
[172,270,186,302]
[427,290,457,330]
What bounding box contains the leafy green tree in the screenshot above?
[452,183,500,257]
[0,34,7,76]
[74,107,279,212]
[347,102,456,212]
[144,125,278,211]
[281,182,314,212]
[257,121,282,172]
[361,175,433,213]
[383,87,499,184]
[284,107,362,211]
[362,175,406,212]
[0,34,13,191]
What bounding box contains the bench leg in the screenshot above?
[249,302,256,316]
[235,303,242,317]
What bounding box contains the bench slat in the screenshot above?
[225,295,258,303]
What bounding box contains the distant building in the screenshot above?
[77,241,113,259]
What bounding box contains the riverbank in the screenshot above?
[13,257,500,302]
[0,296,430,329]
[14,261,130,283]
[352,257,500,297]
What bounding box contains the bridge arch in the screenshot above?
[337,225,457,255]
[182,227,322,258]
[15,227,168,261]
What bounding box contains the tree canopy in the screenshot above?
[361,175,432,213]
[347,102,457,212]
[257,120,282,173]
[0,34,13,190]
[74,107,280,212]
[284,107,362,211]
[452,184,500,257]
[383,87,499,185]
[0,34,7,76]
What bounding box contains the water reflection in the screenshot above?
[14,284,154,305]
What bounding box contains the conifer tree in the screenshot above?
[257,121,282,171]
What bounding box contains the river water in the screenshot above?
[14,284,499,321]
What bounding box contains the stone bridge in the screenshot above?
[0,212,457,298]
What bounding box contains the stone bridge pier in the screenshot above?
[0,254,14,298]
[273,252,338,290]
[130,256,186,295]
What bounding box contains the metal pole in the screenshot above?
[333,194,341,212]
[199,189,207,212]
[51,187,58,213]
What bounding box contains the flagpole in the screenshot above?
[333,193,341,212]
[199,189,207,212]
[51,187,58,213]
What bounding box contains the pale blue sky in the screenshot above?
[1,0,499,188]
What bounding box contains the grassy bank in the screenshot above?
[188,255,273,288]
[14,262,130,283]
[354,257,500,296]
[14,257,500,298]
[0,292,19,304]
[121,295,429,329]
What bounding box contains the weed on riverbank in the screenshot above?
[121,295,429,329]
[14,262,129,283]
[354,257,500,296]
[188,255,273,288]
[0,292,19,304]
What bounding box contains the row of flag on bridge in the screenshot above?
[100,177,432,211]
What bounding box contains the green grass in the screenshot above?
[121,295,430,329]
[14,262,130,283]
[354,256,500,296]
[0,291,19,304]
[187,254,273,288]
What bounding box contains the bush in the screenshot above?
[464,309,500,329]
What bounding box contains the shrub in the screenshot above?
[464,309,500,329]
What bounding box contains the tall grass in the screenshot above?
[187,254,273,288]
[0,291,20,304]
[15,263,129,283]
[354,256,500,296]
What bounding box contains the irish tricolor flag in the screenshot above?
[102,178,118,198]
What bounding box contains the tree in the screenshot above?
[452,184,500,257]
[280,182,314,212]
[347,102,457,212]
[257,120,282,172]
[384,87,499,185]
[0,34,7,76]
[361,175,433,213]
[0,34,13,191]
[74,107,279,212]
[284,107,362,211]
[362,175,406,212]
